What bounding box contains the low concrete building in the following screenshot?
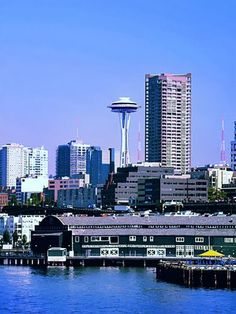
[47,176,88,202]
[101,163,176,207]
[57,186,96,209]
[137,176,208,205]
[16,176,48,204]
[0,193,8,209]
[191,165,234,189]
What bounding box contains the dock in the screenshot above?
[156,260,236,289]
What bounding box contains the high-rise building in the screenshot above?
[145,73,191,174]
[0,144,48,188]
[1,144,25,187]
[56,144,70,178]
[69,141,90,177]
[24,146,48,177]
[231,121,236,171]
[86,146,102,186]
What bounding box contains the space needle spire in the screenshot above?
[108,97,140,168]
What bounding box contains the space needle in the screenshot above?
[108,97,140,168]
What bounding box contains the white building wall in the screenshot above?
[1,144,25,187]
[208,166,234,189]
[24,146,48,177]
[70,141,90,176]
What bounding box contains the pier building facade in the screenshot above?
[31,215,236,258]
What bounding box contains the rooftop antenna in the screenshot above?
[220,118,226,165]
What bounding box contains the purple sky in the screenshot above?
[0,0,235,174]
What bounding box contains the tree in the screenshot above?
[3,230,11,244]
[8,195,18,206]
[208,187,227,202]
[12,230,18,246]
[22,234,27,245]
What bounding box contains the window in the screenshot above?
[91,236,100,242]
[143,236,147,242]
[224,238,233,243]
[150,236,154,242]
[110,236,119,244]
[176,237,185,243]
[129,236,136,242]
[101,236,109,241]
[84,236,89,243]
[195,237,204,243]
[75,236,80,243]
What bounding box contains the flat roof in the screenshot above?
[58,215,236,227]
[72,228,236,237]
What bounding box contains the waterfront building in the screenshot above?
[16,176,48,204]
[3,215,44,242]
[0,214,8,235]
[108,97,140,168]
[56,144,70,178]
[231,121,236,171]
[145,73,191,174]
[32,215,236,258]
[69,141,90,177]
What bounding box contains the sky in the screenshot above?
[0,0,235,174]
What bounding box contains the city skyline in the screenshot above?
[0,1,235,174]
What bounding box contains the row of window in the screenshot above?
[69,224,236,230]
[74,236,205,244]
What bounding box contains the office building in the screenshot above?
[145,73,191,173]
[56,144,70,178]
[47,176,89,202]
[69,141,90,177]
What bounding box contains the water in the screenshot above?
[0,266,235,314]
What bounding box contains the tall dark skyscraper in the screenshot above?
[145,73,191,174]
[56,144,70,178]
[86,146,102,186]
[109,148,115,173]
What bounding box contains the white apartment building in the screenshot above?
[1,143,25,187]
[0,144,48,188]
[208,165,234,189]
[3,215,44,242]
[69,141,90,176]
[24,146,48,177]
[145,73,191,174]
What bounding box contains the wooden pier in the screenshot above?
[156,261,236,289]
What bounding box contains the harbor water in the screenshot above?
[0,266,235,314]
